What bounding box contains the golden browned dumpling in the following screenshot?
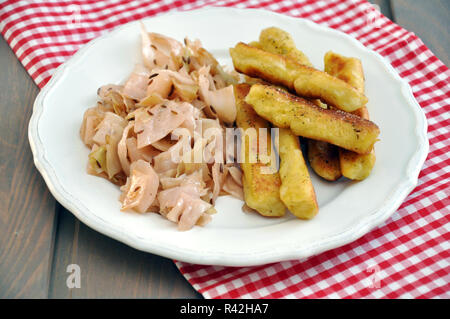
[324,51,376,180]
[278,128,318,219]
[258,27,313,67]
[235,84,286,217]
[230,42,368,112]
[244,84,379,155]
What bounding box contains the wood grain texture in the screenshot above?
[0,38,58,298]
[0,36,200,299]
[49,209,201,298]
[0,1,448,299]
[369,0,394,20]
[391,0,449,66]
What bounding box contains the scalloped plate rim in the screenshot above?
[28,7,429,266]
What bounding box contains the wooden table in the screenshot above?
[1,0,448,298]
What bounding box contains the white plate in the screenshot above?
[29,8,428,266]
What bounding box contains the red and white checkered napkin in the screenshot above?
[1,0,448,298]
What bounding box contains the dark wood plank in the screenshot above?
[49,209,202,298]
[2,1,447,299]
[0,37,58,298]
[369,0,394,20]
[391,0,449,66]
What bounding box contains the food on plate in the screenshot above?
[230,42,302,90]
[307,140,342,181]
[324,51,376,180]
[252,27,342,181]
[292,66,368,112]
[80,24,242,231]
[278,128,318,219]
[324,51,365,99]
[307,98,342,181]
[229,42,368,112]
[338,145,376,180]
[235,84,286,217]
[80,24,382,230]
[254,27,313,67]
[244,84,380,154]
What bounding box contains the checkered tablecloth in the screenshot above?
[2,0,448,299]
